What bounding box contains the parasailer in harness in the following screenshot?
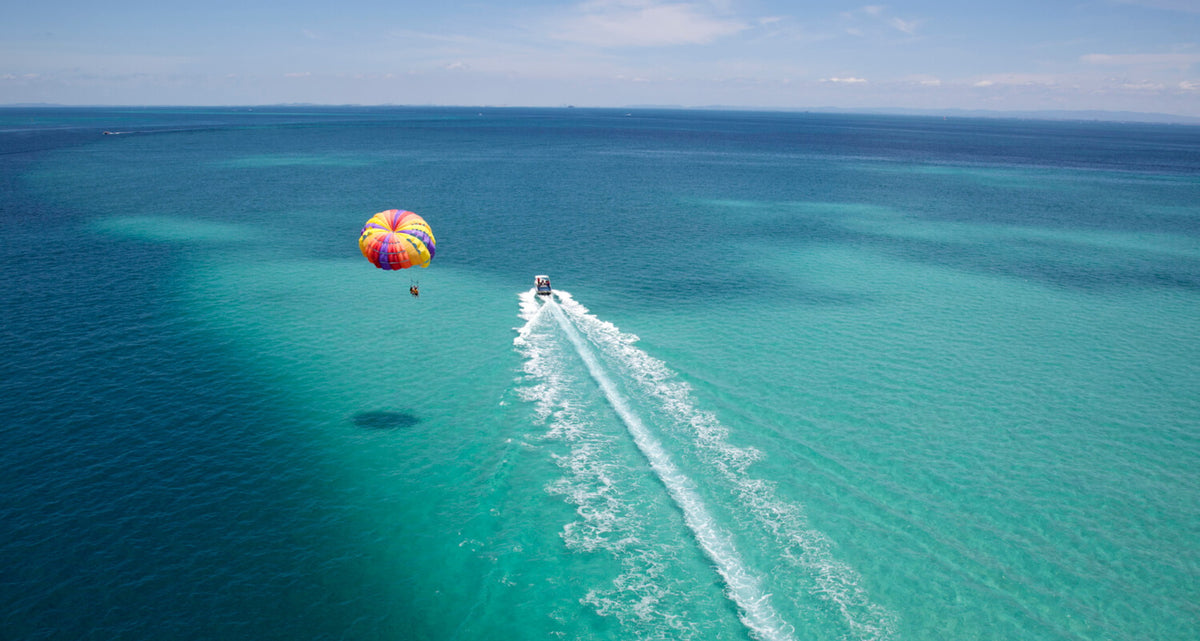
[358,208,437,297]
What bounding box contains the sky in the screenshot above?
[3,0,1200,116]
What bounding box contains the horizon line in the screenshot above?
[3,102,1199,125]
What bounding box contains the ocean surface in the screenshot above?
[2,106,1198,640]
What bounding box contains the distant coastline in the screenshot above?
[629,105,1200,125]
[3,102,1199,126]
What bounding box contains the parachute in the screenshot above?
[358,209,436,270]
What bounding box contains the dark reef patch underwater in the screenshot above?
[353,410,422,430]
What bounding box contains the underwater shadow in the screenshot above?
[352,410,421,430]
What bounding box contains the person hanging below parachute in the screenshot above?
[358,209,436,296]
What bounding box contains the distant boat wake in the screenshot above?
[515,290,895,641]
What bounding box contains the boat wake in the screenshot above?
[514,289,895,640]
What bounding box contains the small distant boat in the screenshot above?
[535,275,552,296]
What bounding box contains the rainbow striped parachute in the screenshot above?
[358,209,436,270]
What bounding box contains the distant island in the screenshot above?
[3,103,1199,125]
[628,105,1200,125]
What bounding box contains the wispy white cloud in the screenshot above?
[1081,52,1200,68]
[971,73,1060,87]
[909,76,941,86]
[843,5,922,35]
[1120,80,1166,90]
[822,76,867,83]
[889,17,920,35]
[551,0,748,47]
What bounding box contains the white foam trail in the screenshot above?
[544,295,796,641]
[514,290,564,426]
[517,289,702,637]
[553,290,897,641]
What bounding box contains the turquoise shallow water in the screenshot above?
[2,107,1199,640]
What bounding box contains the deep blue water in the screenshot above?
[2,107,1199,640]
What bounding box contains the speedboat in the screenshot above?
[535,275,552,296]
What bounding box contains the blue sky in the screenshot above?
[3,0,1199,115]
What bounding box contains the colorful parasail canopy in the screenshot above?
[358,209,436,270]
